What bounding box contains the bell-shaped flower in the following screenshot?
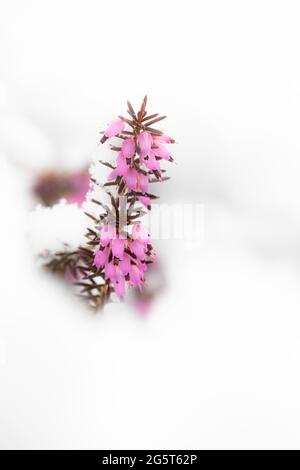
[125,167,138,190]
[136,260,148,272]
[119,255,131,275]
[129,265,144,287]
[153,133,174,144]
[144,151,161,172]
[115,152,128,177]
[105,262,115,280]
[153,144,171,161]
[111,157,150,193]
[104,119,125,138]
[113,275,126,298]
[137,172,149,193]
[121,138,135,159]
[111,236,125,259]
[138,131,152,157]
[108,265,126,298]
[93,246,110,269]
[130,239,146,259]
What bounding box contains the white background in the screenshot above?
[1,0,300,449]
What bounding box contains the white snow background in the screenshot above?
[1,0,300,449]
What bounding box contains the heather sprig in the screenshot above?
[45,96,174,309]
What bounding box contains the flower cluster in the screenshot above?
[102,100,173,192]
[85,96,174,303]
[44,96,174,308]
[93,223,155,298]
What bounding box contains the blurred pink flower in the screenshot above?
[34,169,90,207]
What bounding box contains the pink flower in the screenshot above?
[119,255,131,275]
[137,173,149,193]
[111,237,125,259]
[121,138,135,159]
[104,119,125,138]
[105,262,115,280]
[153,133,174,144]
[95,99,174,304]
[113,275,125,298]
[97,225,153,299]
[126,169,150,193]
[93,246,109,269]
[100,224,116,246]
[125,167,138,190]
[116,152,128,176]
[138,131,152,156]
[137,260,148,272]
[130,239,146,258]
[99,225,125,260]
[129,264,144,287]
[106,264,126,298]
[135,299,152,315]
[153,144,171,161]
[144,151,161,172]
[34,169,90,207]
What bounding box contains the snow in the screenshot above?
[1,0,300,450]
